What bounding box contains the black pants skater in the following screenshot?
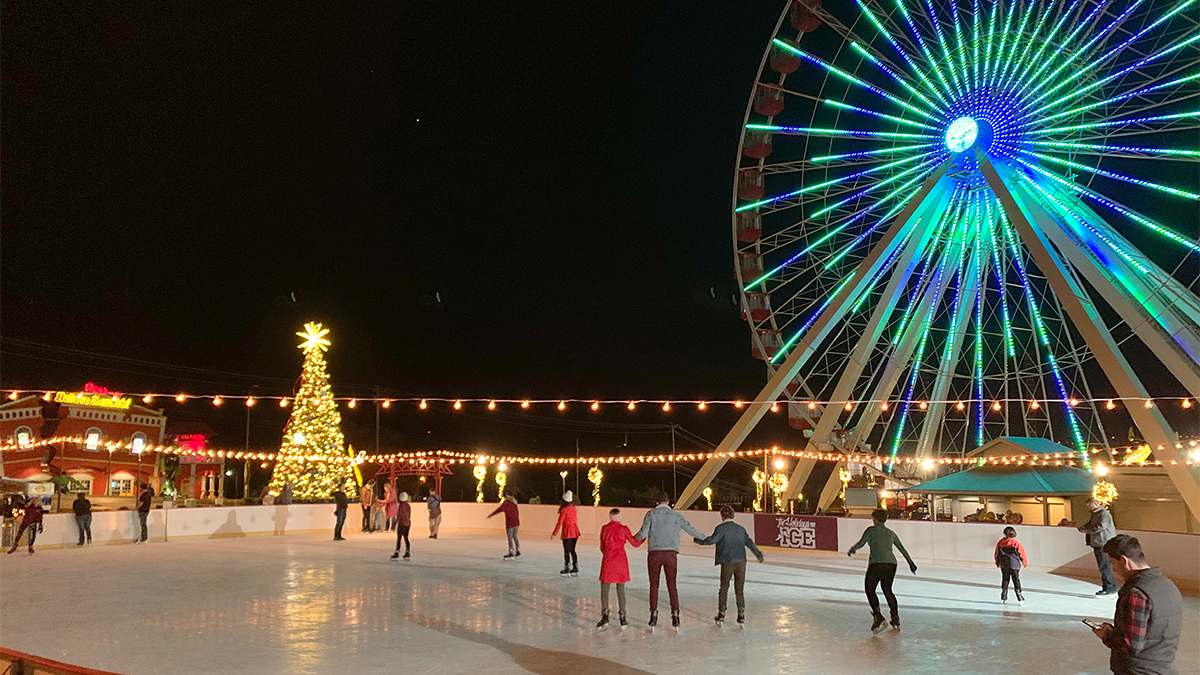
[562,538,578,570]
[7,523,38,553]
[395,525,411,555]
[865,562,899,623]
[1001,566,1023,594]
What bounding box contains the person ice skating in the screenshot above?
[489,494,521,559]
[382,482,399,532]
[6,496,43,555]
[73,492,93,546]
[136,482,154,543]
[694,505,765,626]
[596,508,641,630]
[994,526,1028,604]
[848,508,917,634]
[634,492,706,629]
[552,491,581,576]
[1078,499,1118,595]
[371,480,387,532]
[331,487,348,541]
[1091,535,1182,675]
[390,492,413,560]
[427,491,442,539]
[360,481,375,533]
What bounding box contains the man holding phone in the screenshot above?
[1088,534,1182,675]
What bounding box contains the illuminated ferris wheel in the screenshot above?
[681,0,1200,512]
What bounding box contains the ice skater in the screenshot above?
[382,482,398,532]
[994,526,1028,604]
[6,496,43,555]
[693,505,764,627]
[597,508,641,629]
[552,491,581,576]
[847,508,918,634]
[634,492,706,630]
[488,494,521,559]
[427,491,442,539]
[390,492,412,560]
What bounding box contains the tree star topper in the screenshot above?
[296,322,332,353]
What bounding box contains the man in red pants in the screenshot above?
[634,493,705,629]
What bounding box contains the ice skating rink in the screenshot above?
[2,531,1196,674]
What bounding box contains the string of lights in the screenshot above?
[6,435,1197,468]
[4,388,1195,411]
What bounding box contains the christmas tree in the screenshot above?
[268,322,358,501]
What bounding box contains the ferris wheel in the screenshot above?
[679,0,1200,513]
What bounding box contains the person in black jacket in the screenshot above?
[693,505,765,626]
[135,483,153,543]
[331,488,348,541]
[73,492,93,546]
[6,496,44,555]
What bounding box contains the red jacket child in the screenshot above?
[552,503,581,540]
[599,518,642,583]
[489,497,520,528]
[994,534,1029,570]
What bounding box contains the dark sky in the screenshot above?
[1,2,800,469]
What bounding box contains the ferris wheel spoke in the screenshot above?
[848,41,948,114]
[821,99,943,131]
[1004,0,1083,96]
[1039,70,1200,125]
[771,39,944,123]
[994,0,1057,94]
[916,0,970,94]
[1010,148,1200,200]
[1018,141,1200,161]
[1010,0,1116,101]
[854,0,954,110]
[1026,110,1200,137]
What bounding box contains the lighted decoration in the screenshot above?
[495,463,508,500]
[267,323,356,501]
[751,468,767,512]
[473,463,487,503]
[702,486,714,510]
[768,472,788,512]
[587,466,604,506]
[838,466,852,502]
[1122,444,1152,465]
[1093,479,1119,506]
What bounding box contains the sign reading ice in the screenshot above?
[776,516,818,548]
[753,514,839,551]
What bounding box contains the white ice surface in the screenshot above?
[1,530,1196,674]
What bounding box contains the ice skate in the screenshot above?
[714,612,725,626]
[569,566,579,577]
[596,612,610,630]
[390,551,400,560]
[647,610,658,632]
[871,614,887,634]
[671,613,680,632]
[1001,589,1008,604]
[737,613,745,628]
[618,612,628,630]
[890,618,900,631]
[1016,591,1025,606]
[402,551,411,560]
[559,567,571,577]
[503,553,515,560]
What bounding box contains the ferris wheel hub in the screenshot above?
[945,116,979,154]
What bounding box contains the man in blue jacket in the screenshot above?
[694,505,765,626]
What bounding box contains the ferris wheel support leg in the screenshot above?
[981,157,1200,522]
[782,191,953,502]
[676,168,954,509]
[1024,179,1200,400]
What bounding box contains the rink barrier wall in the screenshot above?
[28,502,1200,591]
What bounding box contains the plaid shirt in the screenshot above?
[1105,586,1151,656]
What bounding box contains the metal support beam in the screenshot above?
[676,167,952,508]
[981,157,1200,521]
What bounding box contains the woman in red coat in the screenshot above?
[596,507,642,629]
[551,491,581,576]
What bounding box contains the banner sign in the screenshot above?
[754,514,839,551]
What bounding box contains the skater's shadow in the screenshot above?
[811,598,1111,621]
[406,613,654,675]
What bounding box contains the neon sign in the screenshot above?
[55,382,132,410]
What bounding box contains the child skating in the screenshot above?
[390,492,412,560]
[847,508,917,634]
[488,494,521,559]
[994,525,1029,604]
[693,505,764,627]
[596,508,642,630]
[552,491,581,577]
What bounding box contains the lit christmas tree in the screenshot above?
[268,322,358,501]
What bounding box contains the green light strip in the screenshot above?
[736,147,934,213]
[1030,110,1199,135]
[989,0,1020,89]
[769,272,857,365]
[1018,150,1200,199]
[1011,0,1117,101]
[851,3,953,110]
[892,0,958,101]
[848,41,946,113]
[1020,141,1200,158]
[995,0,1038,90]
[811,158,937,219]
[822,99,941,131]
[890,192,962,345]
[747,124,936,140]
[1039,73,1200,124]
[812,142,939,163]
[1007,1,1078,98]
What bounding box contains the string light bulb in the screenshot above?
[279,397,290,408]
[347,398,357,409]
[807,401,817,411]
[697,401,707,411]
[419,399,428,410]
[844,401,853,411]
[521,400,531,409]
[1030,400,1041,410]
[557,400,567,411]
[381,399,391,409]
[488,400,497,410]
[992,401,1002,411]
[662,401,671,412]
[627,401,636,411]
[954,401,964,411]
[7,391,18,401]
[1183,399,1193,409]
[176,393,188,403]
[734,400,745,409]
[920,401,929,410]
[42,391,54,402]
[1144,399,1154,409]
[212,396,223,407]
[1105,399,1116,410]
[770,402,780,413]
[245,397,257,408]
[453,400,463,411]
[1068,396,1079,407]
[880,401,889,411]
[142,394,154,405]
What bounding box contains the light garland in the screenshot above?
[494,463,508,501]
[768,472,788,512]
[702,486,714,510]
[472,464,487,503]
[752,469,767,512]
[1093,479,1119,506]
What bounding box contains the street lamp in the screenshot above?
[559,470,568,495]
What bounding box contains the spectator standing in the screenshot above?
[6,496,44,555]
[73,492,93,546]
[1079,499,1118,595]
[360,481,375,533]
[1092,534,1182,675]
[381,482,398,532]
[136,482,154,543]
[331,488,348,541]
[427,492,442,539]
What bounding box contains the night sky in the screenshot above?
[2,2,800,496]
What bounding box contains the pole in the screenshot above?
[374,386,381,455]
[764,453,769,514]
[671,425,677,504]
[243,390,252,500]
[574,438,580,498]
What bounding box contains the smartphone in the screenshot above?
[1082,618,1104,630]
